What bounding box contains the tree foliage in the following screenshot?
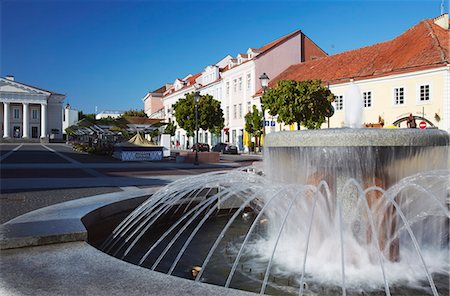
[261,80,334,129]
[173,93,224,137]
[122,109,148,118]
[78,111,96,121]
[244,105,263,147]
[150,129,160,138]
[163,121,176,136]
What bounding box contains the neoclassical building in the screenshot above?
[0,76,65,140]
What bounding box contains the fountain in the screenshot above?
[93,85,449,295]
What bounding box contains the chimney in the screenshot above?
[433,13,449,30]
[5,75,14,81]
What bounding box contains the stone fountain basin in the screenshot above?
[0,188,256,296]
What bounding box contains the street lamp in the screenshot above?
[194,91,201,165]
[259,73,270,146]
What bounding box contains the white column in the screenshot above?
[40,103,47,138]
[3,102,10,138]
[22,103,29,138]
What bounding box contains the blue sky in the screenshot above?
[1,0,447,114]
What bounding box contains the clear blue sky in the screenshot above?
[1,0,447,114]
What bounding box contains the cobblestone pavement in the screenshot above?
[0,187,121,224]
[0,143,261,223]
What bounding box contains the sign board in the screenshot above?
[419,121,427,129]
[325,105,335,118]
[121,151,163,161]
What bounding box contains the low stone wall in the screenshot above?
[179,151,220,163]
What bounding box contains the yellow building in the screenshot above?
[261,14,449,132]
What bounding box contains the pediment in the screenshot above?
[0,78,50,95]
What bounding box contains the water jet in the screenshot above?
[91,128,449,296]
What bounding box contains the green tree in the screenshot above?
[244,105,263,148]
[149,129,160,144]
[173,92,224,137]
[163,121,176,136]
[78,111,96,121]
[122,109,148,117]
[261,79,334,129]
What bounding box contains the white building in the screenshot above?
[146,30,326,151]
[162,73,202,149]
[261,14,450,133]
[62,104,79,135]
[0,76,65,140]
[219,30,326,151]
[197,55,234,147]
[95,110,123,120]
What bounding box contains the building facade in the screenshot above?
[62,104,79,135]
[261,14,450,133]
[144,30,326,151]
[143,84,170,118]
[95,110,123,120]
[0,76,65,140]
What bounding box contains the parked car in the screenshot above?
[212,142,238,154]
[191,143,210,152]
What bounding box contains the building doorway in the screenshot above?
[13,126,21,138]
[31,126,39,138]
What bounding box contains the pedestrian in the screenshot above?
[176,140,180,149]
[186,139,190,149]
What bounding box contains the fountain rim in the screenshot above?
[265,128,450,147]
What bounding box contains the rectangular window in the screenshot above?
[233,79,237,93]
[238,103,242,118]
[13,108,20,119]
[394,87,404,105]
[363,91,372,108]
[226,82,230,95]
[238,77,242,91]
[247,101,251,112]
[247,74,251,90]
[335,95,343,110]
[419,85,430,101]
[233,104,237,119]
[226,106,230,122]
[32,109,39,119]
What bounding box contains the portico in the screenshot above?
[0,76,64,140]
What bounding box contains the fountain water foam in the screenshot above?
[100,129,450,295]
[101,127,449,295]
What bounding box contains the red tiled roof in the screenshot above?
[259,19,448,94]
[151,85,167,94]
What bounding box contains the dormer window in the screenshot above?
[248,53,252,59]
[174,79,184,91]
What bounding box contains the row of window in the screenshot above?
[225,101,254,122]
[225,104,243,121]
[334,84,431,111]
[225,73,252,95]
[10,108,40,120]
